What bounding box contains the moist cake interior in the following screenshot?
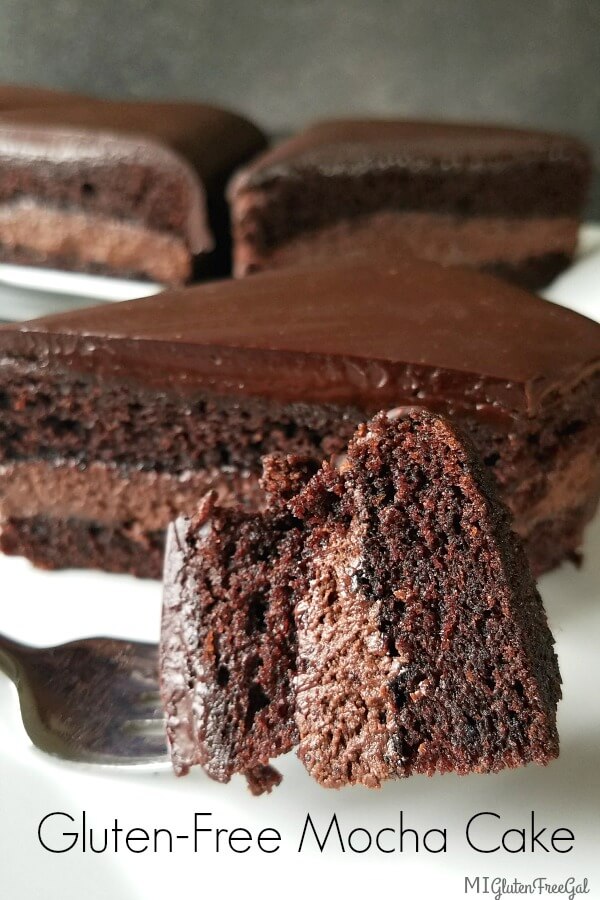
[162,457,317,794]
[291,413,561,786]
[160,413,561,792]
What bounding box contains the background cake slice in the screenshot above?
[160,412,561,792]
[229,119,591,287]
[0,98,267,282]
[0,256,598,578]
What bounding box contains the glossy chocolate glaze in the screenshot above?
[0,99,267,258]
[1,257,599,418]
[0,100,267,189]
[232,119,590,194]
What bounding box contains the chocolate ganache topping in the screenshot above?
[230,119,590,218]
[1,256,598,421]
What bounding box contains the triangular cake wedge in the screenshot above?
[290,412,560,786]
[0,255,598,578]
[160,412,561,792]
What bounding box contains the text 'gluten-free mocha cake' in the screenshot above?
[0,97,266,283]
[160,412,561,793]
[0,256,598,578]
[229,119,591,287]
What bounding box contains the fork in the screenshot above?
[0,633,168,765]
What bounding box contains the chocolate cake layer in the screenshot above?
[232,211,578,289]
[229,119,591,285]
[0,516,165,579]
[291,413,561,786]
[162,480,307,792]
[160,413,561,791]
[0,99,267,281]
[0,257,598,577]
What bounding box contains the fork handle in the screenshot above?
[0,633,26,683]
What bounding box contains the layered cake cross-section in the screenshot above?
[0,256,598,578]
[160,412,561,792]
[229,119,591,287]
[0,98,267,282]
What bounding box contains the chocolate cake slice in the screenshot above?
[229,119,591,288]
[0,99,266,282]
[160,412,561,791]
[0,256,598,578]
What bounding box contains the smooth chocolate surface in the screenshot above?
[0,99,267,191]
[2,256,599,417]
[0,83,90,111]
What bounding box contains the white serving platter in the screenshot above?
[0,232,599,900]
[0,264,161,321]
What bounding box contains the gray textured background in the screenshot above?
[0,0,598,212]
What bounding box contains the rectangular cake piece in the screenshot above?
[0,256,598,578]
[229,119,591,288]
[0,98,267,282]
[160,412,561,792]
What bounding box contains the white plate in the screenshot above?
[0,265,161,321]
[0,235,599,900]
